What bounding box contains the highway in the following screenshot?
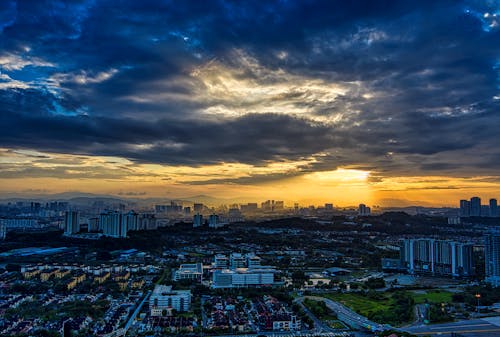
[299,296,387,333]
[403,317,500,337]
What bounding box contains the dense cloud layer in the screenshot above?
[1,0,500,181]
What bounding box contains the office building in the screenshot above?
[214,254,229,269]
[64,211,80,235]
[400,239,474,277]
[470,197,481,216]
[459,200,471,217]
[230,253,247,268]
[172,263,203,282]
[490,199,498,217]
[485,230,500,287]
[212,267,275,289]
[246,253,262,268]
[150,285,191,316]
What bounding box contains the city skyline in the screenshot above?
[2,1,500,206]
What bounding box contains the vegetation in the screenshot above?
[303,298,337,320]
[323,291,414,326]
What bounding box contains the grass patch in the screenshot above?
[410,290,453,304]
[322,291,414,326]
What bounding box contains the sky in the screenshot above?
[1,0,500,206]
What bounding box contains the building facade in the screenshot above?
[400,239,474,277]
[485,230,500,287]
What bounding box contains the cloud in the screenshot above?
[0,0,500,185]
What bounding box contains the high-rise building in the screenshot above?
[400,239,474,277]
[64,211,80,235]
[123,210,139,231]
[485,230,500,287]
[193,213,203,228]
[470,197,481,217]
[208,214,220,228]
[490,199,498,217]
[324,203,334,211]
[459,200,471,217]
[100,211,127,238]
[193,203,204,213]
[358,204,371,216]
[0,223,6,240]
[139,213,157,230]
[274,201,284,210]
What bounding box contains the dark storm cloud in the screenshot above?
[1,0,500,179]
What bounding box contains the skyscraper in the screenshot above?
[485,230,500,287]
[64,211,80,235]
[490,199,498,217]
[459,200,471,217]
[470,197,481,217]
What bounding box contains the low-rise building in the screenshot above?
[150,285,191,316]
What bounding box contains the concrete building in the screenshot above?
[173,263,203,282]
[214,254,229,269]
[459,199,471,217]
[193,213,203,228]
[490,199,498,217]
[123,210,139,231]
[150,285,191,316]
[212,267,275,288]
[230,253,246,268]
[0,223,6,240]
[139,213,157,230]
[100,211,127,238]
[64,211,80,235]
[470,196,481,216]
[358,204,371,216]
[485,230,500,287]
[208,214,224,228]
[400,239,474,277]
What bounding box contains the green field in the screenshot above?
[410,290,453,304]
[323,293,393,317]
[321,290,452,326]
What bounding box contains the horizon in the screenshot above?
[2,1,500,207]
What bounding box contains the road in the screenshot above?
[299,296,387,332]
[294,297,335,333]
[403,317,500,337]
[124,290,151,332]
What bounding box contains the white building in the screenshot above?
[173,263,203,282]
[214,254,229,269]
[212,267,275,289]
[150,285,191,316]
[230,253,246,268]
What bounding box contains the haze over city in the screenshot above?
[1,0,500,206]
